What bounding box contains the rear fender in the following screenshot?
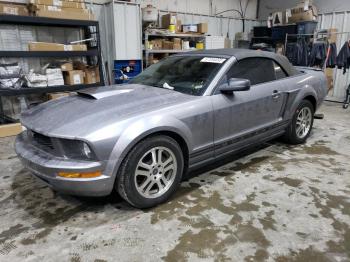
[283,84,317,120]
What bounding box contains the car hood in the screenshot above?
[21,84,197,139]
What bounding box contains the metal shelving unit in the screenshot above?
[0,50,99,58]
[0,14,105,124]
[143,31,206,67]
[144,49,193,54]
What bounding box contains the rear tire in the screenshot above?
[284,100,314,145]
[116,135,184,209]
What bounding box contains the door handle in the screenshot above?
[272,90,281,99]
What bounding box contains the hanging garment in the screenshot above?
[298,38,309,66]
[309,43,327,67]
[326,43,337,68]
[336,41,350,74]
[285,38,309,66]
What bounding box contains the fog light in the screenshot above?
[58,171,102,178]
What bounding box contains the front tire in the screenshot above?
[116,135,184,208]
[284,100,314,144]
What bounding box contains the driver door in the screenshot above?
[211,57,287,156]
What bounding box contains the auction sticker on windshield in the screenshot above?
[200,57,226,63]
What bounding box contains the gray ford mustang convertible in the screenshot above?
[15,49,327,208]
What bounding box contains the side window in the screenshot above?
[226,58,276,85]
[274,61,288,80]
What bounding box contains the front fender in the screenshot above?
[103,115,192,179]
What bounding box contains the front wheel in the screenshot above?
[284,100,314,144]
[116,135,184,208]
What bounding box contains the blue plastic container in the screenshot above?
[114,60,142,84]
[297,21,318,35]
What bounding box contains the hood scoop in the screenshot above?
[77,88,133,100]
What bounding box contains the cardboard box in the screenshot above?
[172,38,182,50]
[0,3,29,16]
[0,123,23,138]
[48,92,70,100]
[325,68,334,90]
[173,38,181,44]
[173,43,181,50]
[163,41,174,50]
[84,66,100,84]
[197,23,208,34]
[28,42,87,51]
[29,42,65,51]
[151,39,163,50]
[289,2,318,23]
[34,4,89,13]
[60,62,73,72]
[34,5,95,20]
[182,24,198,33]
[161,13,177,29]
[64,70,84,85]
[64,44,87,51]
[30,0,86,9]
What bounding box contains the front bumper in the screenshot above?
[15,132,115,197]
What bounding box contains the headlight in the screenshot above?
[59,139,95,160]
[83,143,92,158]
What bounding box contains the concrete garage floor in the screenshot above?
[0,102,349,262]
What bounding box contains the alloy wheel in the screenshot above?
[296,107,312,139]
[134,146,177,199]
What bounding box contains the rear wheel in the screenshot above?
[284,100,314,144]
[117,135,184,208]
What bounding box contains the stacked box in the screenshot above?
[46,68,64,86]
[29,0,95,21]
[64,70,84,85]
[28,42,87,51]
[84,66,100,84]
[0,3,29,16]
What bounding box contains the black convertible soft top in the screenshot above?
[185,48,299,76]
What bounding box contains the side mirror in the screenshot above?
[219,78,251,94]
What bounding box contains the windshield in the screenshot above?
[129,55,227,96]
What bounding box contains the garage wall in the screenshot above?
[141,0,258,19]
[258,0,350,101]
[317,12,350,101]
[0,0,262,85]
[258,0,350,20]
[92,1,262,81]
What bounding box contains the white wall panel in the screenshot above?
[259,0,350,20]
[113,3,142,60]
[141,0,258,19]
[318,12,350,100]
[158,10,261,39]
